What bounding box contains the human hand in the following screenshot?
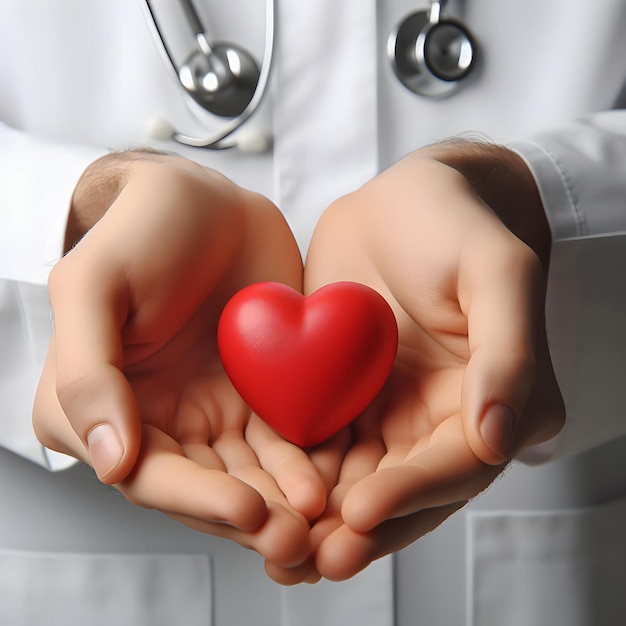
[285,142,565,581]
[32,151,330,573]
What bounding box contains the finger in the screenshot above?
[227,466,313,566]
[48,251,141,484]
[337,409,387,483]
[512,336,566,451]
[306,418,387,545]
[316,502,463,582]
[211,427,261,469]
[118,425,267,532]
[246,416,328,520]
[308,482,351,548]
[168,498,312,568]
[186,460,314,567]
[210,444,315,567]
[264,556,322,586]
[459,231,546,463]
[306,428,353,495]
[341,421,501,532]
[181,442,227,471]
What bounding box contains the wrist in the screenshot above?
[65,155,123,253]
[64,148,170,253]
[420,140,552,270]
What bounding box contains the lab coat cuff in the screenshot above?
[510,111,626,241]
[0,123,105,285]
[508,139,586,241]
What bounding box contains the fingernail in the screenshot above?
[480,404,516,460]
[87,424,124,478]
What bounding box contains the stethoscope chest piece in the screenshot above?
[388,2,476,98]
[178,39,260,118]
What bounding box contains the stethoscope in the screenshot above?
[142,0,275,152]
[388,0,476,99]
[142,0,476,152]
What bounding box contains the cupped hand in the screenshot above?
[292,143,565,581]
[32,152,330,573]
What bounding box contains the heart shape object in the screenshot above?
[217,281,398,448]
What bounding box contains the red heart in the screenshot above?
[217,281,398,448]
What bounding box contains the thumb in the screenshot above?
[48,254,141,483]
[459,239,545,465]
[56,364,142,483]
[462,353,534,465]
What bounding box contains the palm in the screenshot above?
[121,277,244,440]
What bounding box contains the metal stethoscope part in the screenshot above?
[176,0,260,118]
[142,0,275,151]
[388,0,477,98]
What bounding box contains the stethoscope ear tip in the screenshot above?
[235,128,273,154]
[145,115,176,141]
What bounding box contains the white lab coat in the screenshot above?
[1,1,626,624]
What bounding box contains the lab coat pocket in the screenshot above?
[0,550,212,626]
[468,498,626,626]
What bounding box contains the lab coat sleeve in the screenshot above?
[0,122,104,470]
[510,110,626,463]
